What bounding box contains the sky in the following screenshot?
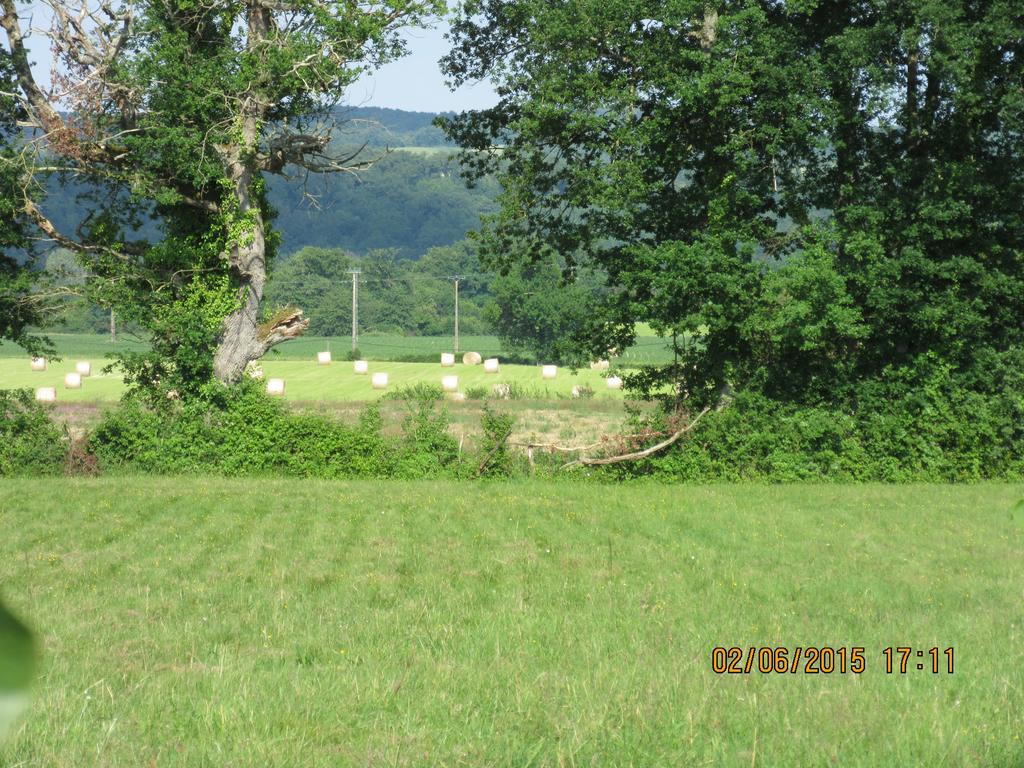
[20,4,496,114]
[349,23,497,113]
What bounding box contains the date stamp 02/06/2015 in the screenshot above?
[711,646,955,675]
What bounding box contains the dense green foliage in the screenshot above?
[441,0,1024,407]
[0,390,65,476]
[0,49,49,356]
[265,240,492,337]
[485,257,604,365]
[89,382,467,479]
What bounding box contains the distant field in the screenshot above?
[0,332,677,365]
[1,479,1021,766]
[0,358,626,403]
[0,332,677,402]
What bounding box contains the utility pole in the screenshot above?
[453,276,460,354]
[347,269,361,354]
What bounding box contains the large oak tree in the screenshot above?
[1,0,442,389]
[440,0,1024,405]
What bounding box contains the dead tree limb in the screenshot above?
[561,407,711,470]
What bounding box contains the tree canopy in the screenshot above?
[0,46,50,355]
[440,0,1024,405]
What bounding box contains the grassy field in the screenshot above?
[0,358,626,403]
[1,479,1021,766]
[0,332,677,365]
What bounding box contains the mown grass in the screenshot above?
[0,359,626,403]
[0,331,678,365]
[1,479,1021,767]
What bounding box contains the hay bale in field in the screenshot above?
[353,359,369,374]
[30,357,46,371]
[442,375,459,392]
[447,391,466,402]
[440,352,455,367]
[64,372,82,389]
[590,359,609,371]
[541,365,557,380]
[75,361,91,377]
[462,351,482,365]
[571,385,581,398]
[35,387,56,403]
[492,383,511,399]
[606,375,623,390]
[317,351,332,365]
[483,357,499,373]
[266,378,285,395]
[372,372,389,389]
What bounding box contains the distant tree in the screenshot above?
[485,257,600,365]
[266,239,494,337]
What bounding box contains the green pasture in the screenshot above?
[0,358,625,403]
[0,479,1021,766]
[0,331,677,365]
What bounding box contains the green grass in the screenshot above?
[1,479,1021,766]
[0,331,678,365]
[0,359,625,402]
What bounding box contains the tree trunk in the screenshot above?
[211,6,308,384]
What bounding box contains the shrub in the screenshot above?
[0,389,66,476]
[477,406,516,477]
[90,381,395,478]
[89,380,471,479]
[382,382,444,402]
[392,395,463,478]
[611,353,1024,482]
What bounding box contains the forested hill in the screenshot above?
[329,106,455,147]
[38,108,495,260]
[268,149,498,259]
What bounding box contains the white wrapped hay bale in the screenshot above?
[372,372,389,390]
[447,391,466,402]
[483,357,499,373]
[492,383,511,399]
[442,375,459,392]
[75,361,91,377]
[64,372,82,389]
[462,351,482,365]
[317,351,332,365]
[353,359,369,374]
[30,357,47,371]
[440,352,455,367]
[541,365,557,380]
[35,387,56,403]
[606,375,623,390]
[266,378,285,396]
[590,359,609,371]
[571,385,582,398]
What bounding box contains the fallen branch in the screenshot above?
[561,407,711,470]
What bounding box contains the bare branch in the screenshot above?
[561,407,711,470]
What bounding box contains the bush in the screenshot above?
[613,353,1024,482]
[90,381,397,478]
[477,406,516,477]
[0,389,66,476]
